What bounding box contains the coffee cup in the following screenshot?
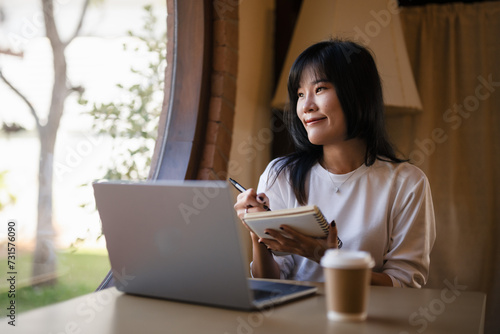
[320,249,375,321]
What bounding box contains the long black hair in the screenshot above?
[271,39,405,205]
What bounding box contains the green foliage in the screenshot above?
[79,5,166,180]
[0,250,110,314]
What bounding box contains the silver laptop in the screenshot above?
[92,180,317,310]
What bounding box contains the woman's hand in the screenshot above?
[234,189,280,279]
[234,188,270,238]
[259,221,339,262]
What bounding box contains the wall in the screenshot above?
[197,1,239,180]
[227,0,276,262]
[229,0,275,191]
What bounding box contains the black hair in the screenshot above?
[271,38,405,205]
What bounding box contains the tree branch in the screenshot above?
[0,69,42,131]
[64,0,90,46]
[42,0,63,49]
[0,49,24,57]
[66,77,85,97]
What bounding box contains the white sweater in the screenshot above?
[256,159,436,288]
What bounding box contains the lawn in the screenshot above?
[0,248,110,314]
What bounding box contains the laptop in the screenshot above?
[92,180,317,310]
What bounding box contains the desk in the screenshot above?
[2,282,486,334]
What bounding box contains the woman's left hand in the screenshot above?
[260,221,339,262]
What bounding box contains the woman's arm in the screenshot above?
[234,188,280,279]
[382,169,436,288]
[249,234,281,279]
[371,272,393,286]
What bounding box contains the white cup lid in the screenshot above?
[321,249,375,269]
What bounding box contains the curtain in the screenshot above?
[389,3,500,333]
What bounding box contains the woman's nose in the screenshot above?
[302,95,317,113]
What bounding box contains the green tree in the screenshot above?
[80,5,166,181]
[0,0,90,286]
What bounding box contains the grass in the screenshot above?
[0,248,110,314]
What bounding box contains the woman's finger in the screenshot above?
[259,236,292,253]
[278,225,311,242]
[234,189,262,218]
[326,220,339,249]
[262,228,287,242]
[256,193,270,210]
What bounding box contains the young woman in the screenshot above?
[234,39,436,288]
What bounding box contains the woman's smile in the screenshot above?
[305,116,327,126]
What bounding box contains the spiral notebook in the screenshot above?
[242,205,329,239]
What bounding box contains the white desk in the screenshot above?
[2,282,486,334]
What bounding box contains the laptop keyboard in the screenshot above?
[252,288,276,302]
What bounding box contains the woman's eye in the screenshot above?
[297,92,304,98]
[316,87,325,93]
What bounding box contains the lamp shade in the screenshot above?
[271,0,422,115]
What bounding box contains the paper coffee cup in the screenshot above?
[320,249,375,321]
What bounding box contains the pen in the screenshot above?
[229,178,271,211]
[228,178,246,193]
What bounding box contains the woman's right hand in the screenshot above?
[234,188,280,279]
[234,188,270,239]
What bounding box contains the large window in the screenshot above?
[0,0,166,312]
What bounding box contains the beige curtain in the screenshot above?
[386,3,500,333]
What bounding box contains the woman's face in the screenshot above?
[296,67,347,146]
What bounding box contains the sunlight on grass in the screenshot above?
[0,250,110,314]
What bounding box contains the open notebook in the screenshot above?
[92,180,317,310]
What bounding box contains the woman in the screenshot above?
[234,39,436,288]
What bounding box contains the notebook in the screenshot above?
[242,205,329,239]
[92,180,317,310]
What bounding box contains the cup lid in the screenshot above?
[320,249,375,269]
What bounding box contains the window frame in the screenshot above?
[149,0,212,180]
